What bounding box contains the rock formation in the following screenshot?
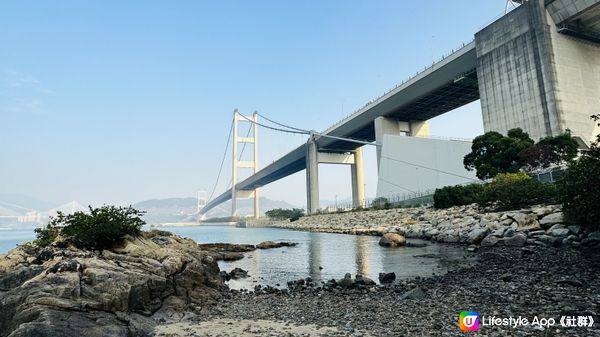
[0,230,223,337]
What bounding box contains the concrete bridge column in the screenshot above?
[305,135,319,215]
[374,117,429,171]
[351,147,365,208]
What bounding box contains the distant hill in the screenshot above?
[133,196,300,225]
[0,193,57,215]
[134,198,197,209]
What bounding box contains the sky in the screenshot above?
[0,1,510,208]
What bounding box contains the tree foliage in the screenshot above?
[265,208,305,222]
[35,205,145,250]
[370,197,391,210]
[464,129,534,180]
[518,133,579,170]
[558,114,600,229]
[464,128,579,179]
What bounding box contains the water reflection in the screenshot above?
[162,226,473,290]
[307,232,321,280]
[355,235,371,277]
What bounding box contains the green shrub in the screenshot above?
[557,115,600,229]
[35,205,145,250]
[370,197,391,210]
[479,172,557,211]
[34,224,60,247]
[433,184,484,209]
[265,208,305,222]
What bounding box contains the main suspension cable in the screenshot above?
[208,118,234,201]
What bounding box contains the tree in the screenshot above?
[371,197,391,210]
[265,208,305,222]
[558,114,600,229]
[518,133,579,171]
[464,128,534,180]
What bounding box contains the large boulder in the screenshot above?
[467,228,489,244]
[0,231,224,337]
[256,241,297,249]
[378,272,396,284]
[539,212,564,229]
[508,213,541,231]
[504,233,527,247]
[480,235,500,247]
[378,233,406,247]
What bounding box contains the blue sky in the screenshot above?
[0,1,508,207]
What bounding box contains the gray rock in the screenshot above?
[338,273,354,288]
[0,232,224,337]
[481,235,500,247]
[548,224,566,232]
[256,241,297,249]
[467,228,489,244]
[568,225,582,235]
[549,228,570,237]
[588,232,600,242]
[398,287,426,300]
[492,227,507,237]
[504,233,527,247]
[228,267,249,279]
[503,228,516,238]
[354,275,375,286]
[378,233,406,247]
[509,213,541,231]
[539,212,563,228]
[378,272,396,284]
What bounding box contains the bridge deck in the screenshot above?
[201,43,478,214]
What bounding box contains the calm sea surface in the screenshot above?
[0,225,473,290]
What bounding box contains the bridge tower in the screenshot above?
[196,190,208,214]
[231,109,260,219]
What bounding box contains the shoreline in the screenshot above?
[2,207,599,336]
[269,204,600,249]
[157,245,600,336]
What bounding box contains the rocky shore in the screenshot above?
[2,210,599,336]
[156,245,600,336]
[0,230,224,337]
[274,204,600,249]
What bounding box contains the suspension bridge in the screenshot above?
[0,200,87,224]
[200,0,600,218]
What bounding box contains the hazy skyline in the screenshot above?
[0,1,504,207]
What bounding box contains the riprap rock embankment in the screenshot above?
[275,204,600,248]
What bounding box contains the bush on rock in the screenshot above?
[34,205,145,250]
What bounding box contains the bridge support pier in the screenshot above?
[305,135,366,214]
[305,135,319,215]
[374,117,429,171]
[351,147,365,208]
